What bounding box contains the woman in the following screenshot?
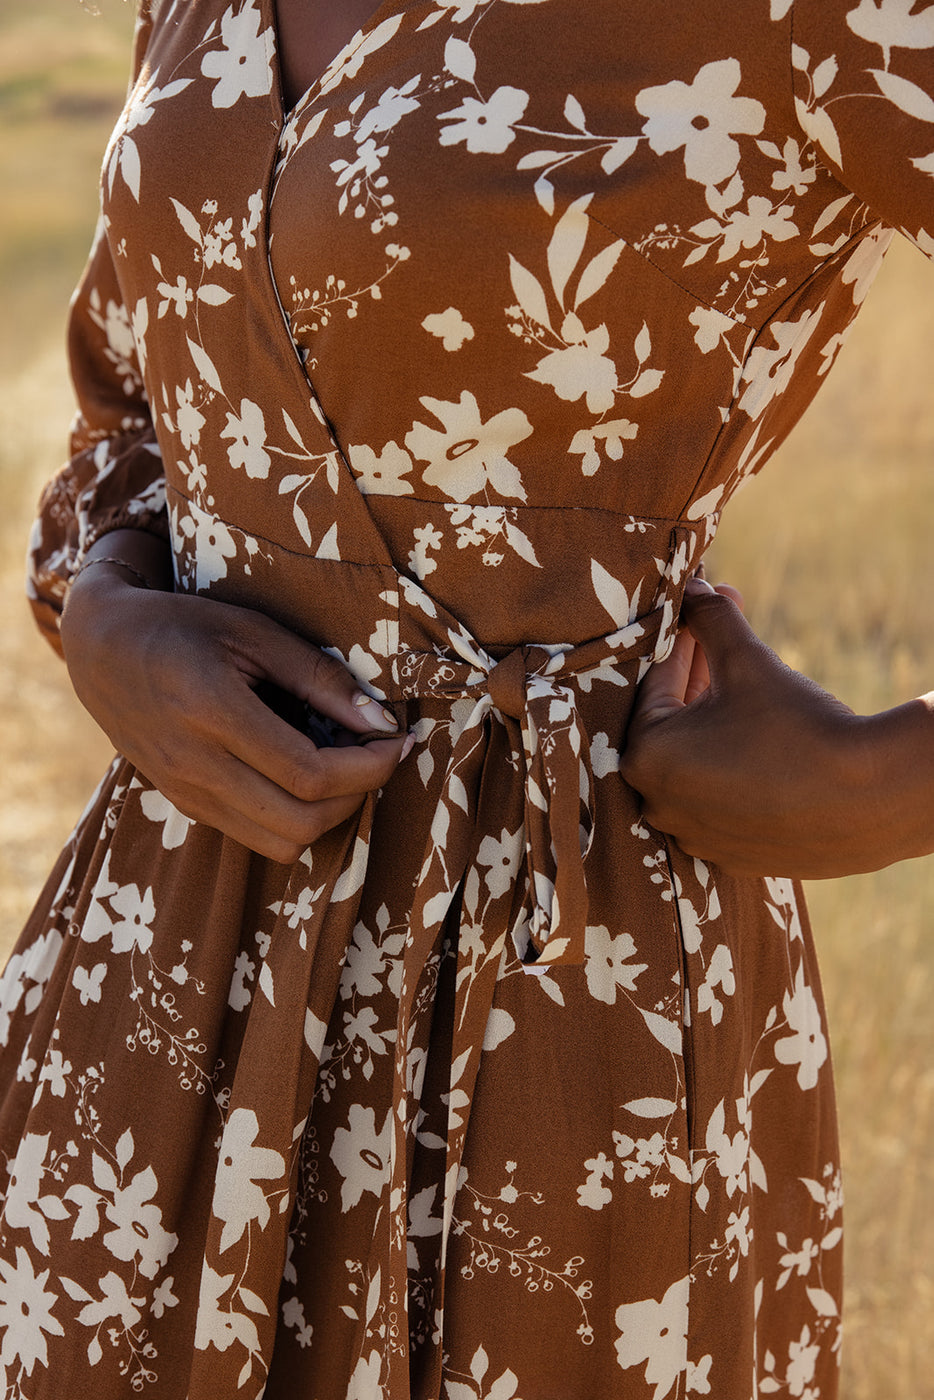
[2,0,932,1395]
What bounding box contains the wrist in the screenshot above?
[851,698,934,867]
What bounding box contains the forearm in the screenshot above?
[855,693,934,870]
[74,528,175,594]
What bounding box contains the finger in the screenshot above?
[226,612,401,738]
[222,685,409,801]
[159,757,371,864]
[682,583,744,702]
[679,577,761,685]
[630,622,697,726]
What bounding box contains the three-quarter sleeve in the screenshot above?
[790,0,934,256]
[26,0,168,656]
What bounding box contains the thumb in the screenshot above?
[680,576,759,686]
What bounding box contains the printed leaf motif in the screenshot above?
[116,1128,134,1171]
[806,1286,839,1317]
[518,149,569,170]
[601,137,638,174]
[186,335,223,392]
[503,521,541,567]
[366,1268,382,1326]
[574,239,625,309]
[811,193,852,237]
[624,1097,678,1117]
[812,55,838,98]
[509,255,553,332]
[197,284,233,306]
[800,1177,827,1205]
[240,1288,269,1316]
[259,961,275,1007]
[445,36,476,82]
[171,198,204,245]
[60,1277,94,1303]
[534,174,555,215]
[91,1152,117,1194]
[870,67,934,122]
[120,137,142,202]
[591,559,635,627]
[640,1009,682,1054]
[547,194,592,307]
[282,410,306,449]
[564,93,588,131]
[630,368,665,398]
[795,99,843,167]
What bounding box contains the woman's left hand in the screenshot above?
[620,576,930,879]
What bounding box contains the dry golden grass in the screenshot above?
[1,4,934,1394]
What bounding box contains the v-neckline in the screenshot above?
[266,0,409,122]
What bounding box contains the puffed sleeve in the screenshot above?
[790,0,934,255]
[26,1,168,657]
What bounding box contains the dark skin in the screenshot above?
[59,7,934,879]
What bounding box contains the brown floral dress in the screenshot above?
[2,0,932,1395]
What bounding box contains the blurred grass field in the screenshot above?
[1,2,933,1394]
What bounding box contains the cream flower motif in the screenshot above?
[175,379,205,450]
[5,1133,54,1254]
[175,499,240,592]
[108,881,157,955]
[635,58,765,187]
[211,1108,286,1252]
[584,925,648,1006]
[330,1104,393,1211]
[527,322,619,414]
[696,943,735,1025]
[355,79,422,142]
[774,965,828,1091]
[341,921,405,1000]
[770,137,817,196]
[103,1165,178,1279]
[194,1265,260,1355]
[421,306,476,351]
[688,305,735,354]
[569,418,637,475]
[221,398,271,479]
[157,274,194,319]
[841,228,889,307]
[348,1349,384,1400]
[0,1246,64,1376]
[437,86,529,153]
[348,441,416,495]
[76,1271,144,1331]
[615,1275,689,1400]
[405,391,532,501]
[704,1099,749,1196]
[692,195,798,263]
[139,788,196,851]
[738,308,822,419]
[200,3,274,110]
[785,1324,820,1397]
[476,827,523,898]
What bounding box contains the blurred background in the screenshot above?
[1,2,933,1392]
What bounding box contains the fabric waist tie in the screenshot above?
[394,599,674,970]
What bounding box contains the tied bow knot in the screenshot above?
[396,640,601,968]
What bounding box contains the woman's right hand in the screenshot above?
[60,538,410,863]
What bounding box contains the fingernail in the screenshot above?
[353,692,399,732]
[685,576,716,596]
[400,732,416,761]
